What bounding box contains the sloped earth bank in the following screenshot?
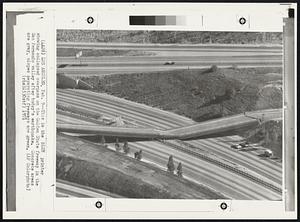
[81,67,283,158]
[82,67,282,121]
[57,133,226,199]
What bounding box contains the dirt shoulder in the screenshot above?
[57,133,226,199]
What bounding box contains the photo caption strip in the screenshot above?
[14,12,55,212]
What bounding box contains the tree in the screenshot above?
[123,141,130,154]
[177,162,183,178]
[115,138,121,152]
[210,65,218,72]
[167,155,175,174]
[100,136,106,145]
[224,88,236,100]
[135,150,142,160]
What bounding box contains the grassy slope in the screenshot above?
[57,133,226,199]
[82,67,282,122]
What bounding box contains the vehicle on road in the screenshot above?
[231,144,242,149]
[231,142,250,150]
[239,142,250,148]
[164,61,175,65]
[264,149,273,157]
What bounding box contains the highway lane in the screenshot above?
[56,98,282,181]
[175,139,282,183]
[57,89,282,169]
[57,42,282,52]
[134,141,280,199]
[57,55,282,65]
[215,136,282,169]
[57,110,281,141]
[57,42,282,76]
[105,141,278,200]
[75,135,278,200]
[57,113,98,125]
[57,97,179,130]
[57,89,282,199]
[57,90,281,131]
[57,60,282,69]
[57,91,193,128]
[56,179,122,198]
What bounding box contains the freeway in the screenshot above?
[56,179,123,198]
[57,89,282,200]
[57,55,282,65]
[57,42,282,76]
[57,109,282,140]
[57,42,282,52]
[57,56,282,76]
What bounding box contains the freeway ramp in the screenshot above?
[57,109,282,141]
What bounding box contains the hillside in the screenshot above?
[57,133,226,199]
[57,30,282,45]
[81,67,282,122]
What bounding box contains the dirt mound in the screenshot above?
[57,73,93,90]
[255,82,282,110]
[83,68,264,121]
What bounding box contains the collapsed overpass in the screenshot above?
[57,109,282,141]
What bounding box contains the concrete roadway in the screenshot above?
[56,179,122,198]
[57,89,282,200]
[57,109,282,140]
[57,42,282,52]
[57,42,282,76]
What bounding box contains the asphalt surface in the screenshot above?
[57,89,282,200]
[57,43,283,76]
[57,109,282,140]
[56,179,122,198]
[57,42,282,52]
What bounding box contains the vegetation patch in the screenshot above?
[57,30,282,44]
[242,120,282,159]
